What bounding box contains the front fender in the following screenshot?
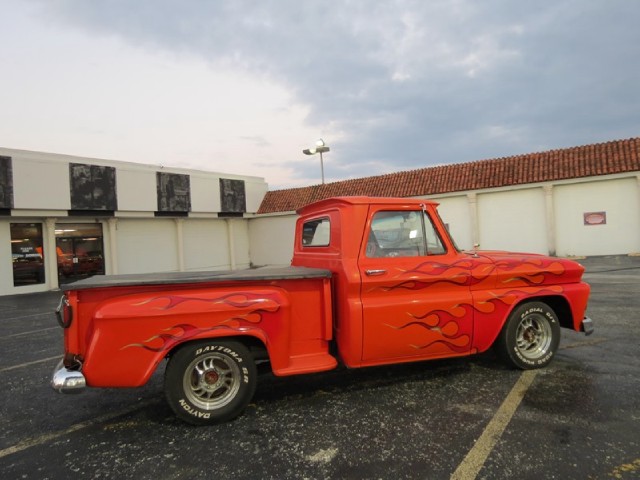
[81,287,290,387]
[471,282,590,353]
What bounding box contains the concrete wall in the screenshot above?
[245,173,640,267]
[182,219,231,271]
[248,214,297,267]
[554,177,640,256]
[434,196,473,251]
[228,218,251,270]
[477,188,548,254]
[117,169,157,212]
[115,219,179,274]
[0,222,16,294]
[12,157,71,210]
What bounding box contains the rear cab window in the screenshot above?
[302,217,331,247]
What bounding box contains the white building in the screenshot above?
[253,137,640,266]
[2,137,639,296]
[0,148,267,296]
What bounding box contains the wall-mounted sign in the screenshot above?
[584,211,606,226]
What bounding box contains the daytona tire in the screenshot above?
[164,340,257,425]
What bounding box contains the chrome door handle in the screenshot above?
[365,269,387,276]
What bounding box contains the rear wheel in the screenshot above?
[164,340,257,425]
[496,301,560,369]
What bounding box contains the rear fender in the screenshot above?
[81,287,290,387]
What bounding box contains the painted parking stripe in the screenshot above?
[0,356,60,373]
[2,326,59,339]
[0,401,156,459]
[450,370,538,480]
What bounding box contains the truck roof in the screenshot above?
[296,196,439,215]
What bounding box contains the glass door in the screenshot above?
[11,223,45,286]
[55,224,105,284]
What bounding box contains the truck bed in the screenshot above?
[61,266,332,291]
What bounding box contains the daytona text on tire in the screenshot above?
[164,340,257,425]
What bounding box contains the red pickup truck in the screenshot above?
[52,197,593,425]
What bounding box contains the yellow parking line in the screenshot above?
[0,356,59,373]
[2,326,59,339]
[0,401,155,459]
[450,370,538,480]
[560,338,607,350]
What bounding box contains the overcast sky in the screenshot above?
[1,1,639,189]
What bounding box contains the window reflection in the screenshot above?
[55,224,105,283]
[11,223,45,286]
[366,210,446,258]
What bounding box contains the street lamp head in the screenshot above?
[302,138,330,184]
[303,140,330,155]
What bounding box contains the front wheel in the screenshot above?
[164,340,257,425]
[495,301,560,370]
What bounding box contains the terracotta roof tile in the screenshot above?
[258,137,640,214]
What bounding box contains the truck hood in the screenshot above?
[471,250,586,286]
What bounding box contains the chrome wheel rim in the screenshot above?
[183,353,241,410]
[515,313,553,360]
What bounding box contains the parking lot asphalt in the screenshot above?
[0,256,639,480]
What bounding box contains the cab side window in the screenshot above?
[424,213,446,255]
[366,211,424,257]
[365,210,446,258]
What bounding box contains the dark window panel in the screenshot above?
[69,163,117,210]
[156,172,191,213]
[0,156,14,209]
[220,178,246,213]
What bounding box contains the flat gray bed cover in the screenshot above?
[62,266,332,291]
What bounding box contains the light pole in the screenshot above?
[303,139,330,184]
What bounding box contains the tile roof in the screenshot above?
[258,137,640,214]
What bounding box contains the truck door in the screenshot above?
[358,207,474,363]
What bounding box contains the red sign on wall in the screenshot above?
[583,212,606,226]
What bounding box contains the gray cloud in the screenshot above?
[38,0,640,184]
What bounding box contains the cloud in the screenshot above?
[9,0,640,186]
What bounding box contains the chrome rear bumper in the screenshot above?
[51,359,86,393]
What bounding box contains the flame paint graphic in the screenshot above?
[133,292,280,312]
[123,292,280,352]
[123,324,223,352]
[379,255,569,355]
[403,259,494,276]
[386,307,470,352]
[382,257,567,292]
[394,259,496,288]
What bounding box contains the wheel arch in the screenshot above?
[498,294,572,332]
[484,294,571,352]
[494,298,562,369]
[165,333,270,363]
[532,294,573,329]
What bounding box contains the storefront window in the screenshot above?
[11,223,45,286]
[55,223,105,284]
